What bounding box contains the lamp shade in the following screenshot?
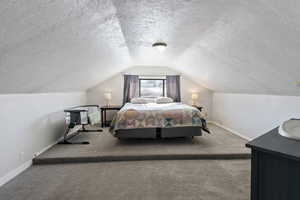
[104,92,112,100]
[191,93,199,100]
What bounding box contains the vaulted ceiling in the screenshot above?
[1,0,300,95]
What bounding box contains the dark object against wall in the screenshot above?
[246,128,300,200]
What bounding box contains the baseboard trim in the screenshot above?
[0,135,64,188]
[0,160,32,187]
[34,126,82,158]
[210,121,252,141]
[34,136,64,158]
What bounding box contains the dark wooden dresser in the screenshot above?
[246,128,300,200]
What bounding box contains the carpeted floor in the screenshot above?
[34,124,251,164]
[0,159,250,200]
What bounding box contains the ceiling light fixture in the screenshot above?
[152,42,167,53]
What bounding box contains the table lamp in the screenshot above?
[191,93,199,106]
[104,92,112,106]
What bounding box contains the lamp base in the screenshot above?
[192,100,198,107]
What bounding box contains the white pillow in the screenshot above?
[156,97,173,104]
[130,97,156,104]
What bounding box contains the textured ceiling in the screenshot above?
[0,0,300,95]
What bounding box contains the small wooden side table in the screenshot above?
[100,105,122,127]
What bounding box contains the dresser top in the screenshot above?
[246,127,300,161]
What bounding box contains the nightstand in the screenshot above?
[100,105,122,127]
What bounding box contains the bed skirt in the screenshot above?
[115,127,202,139]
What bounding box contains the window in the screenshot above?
[139,79,166,97]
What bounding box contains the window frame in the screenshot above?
[138,78,166,97]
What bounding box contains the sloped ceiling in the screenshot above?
[1,0,300,95]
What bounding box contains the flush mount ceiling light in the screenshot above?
[152,42,167,52]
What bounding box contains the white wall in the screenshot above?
[0,92,86,185]
[87,66,213,120]
[212,93,300,139]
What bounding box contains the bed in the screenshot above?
[109,102,209,139]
